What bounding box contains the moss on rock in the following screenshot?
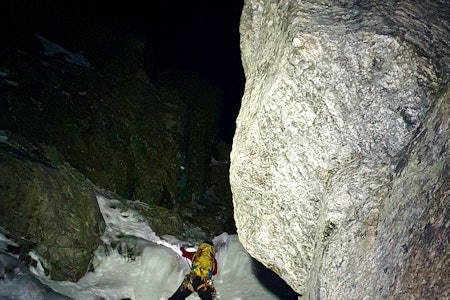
[0,131,104,281]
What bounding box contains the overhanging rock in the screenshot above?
[231,0,449,297]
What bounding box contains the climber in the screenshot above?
[169,240,218,300]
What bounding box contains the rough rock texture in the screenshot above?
[0,19,222,209]
[0,131,104,281]
[231,0,449,297]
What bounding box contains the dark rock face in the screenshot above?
[374,88,450,299]
[0,18,223,210]
[0,131,104,281]
[0,14,234,255]
[231,0,449,297]
[154,70,223,207]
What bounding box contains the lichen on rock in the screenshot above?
[0,131,104,281]
[231,0,449,297]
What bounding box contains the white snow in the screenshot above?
[0,195,298,300]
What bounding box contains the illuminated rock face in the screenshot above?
[231,0,449,297]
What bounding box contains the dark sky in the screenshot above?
[1,0,245,144]
[144,2,245,143]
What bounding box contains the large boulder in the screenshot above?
[231,0,449,298]
[0,131,104,281]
